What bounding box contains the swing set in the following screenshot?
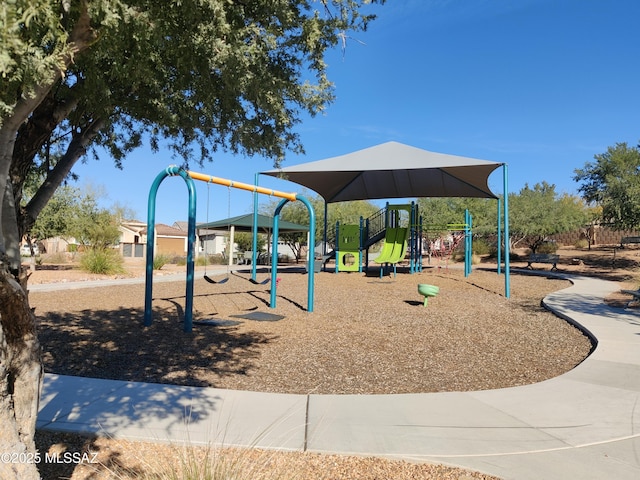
[201,183,271,286]
[144,165,316,332]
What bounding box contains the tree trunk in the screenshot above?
[0,263,42,480]
[0,4,98,478]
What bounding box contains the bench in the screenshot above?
[620,236,640,248]
[527,253,560,271]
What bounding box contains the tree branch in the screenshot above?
[23,117,105,235]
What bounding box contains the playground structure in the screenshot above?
[144,166,316,332]
[333,203,422,275]
[331,203,473,278]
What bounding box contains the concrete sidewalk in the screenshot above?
[37,274,640,480]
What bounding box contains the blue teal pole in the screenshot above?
[252,173,259,281]
[270,203,283,309]
[144,166,197,332]
[409,202,415,274]
[359,216,364,274]
[497,197,502,275]
[184,170,197,332]
[334,222,340,274]
[469,211,473,275]
[144,171,165,327]
[464,209,471,277]
[270,196,315,311]
[297,195,316,311]
[503,164,511,298]
[323,202,328,257]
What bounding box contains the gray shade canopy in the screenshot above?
[198,213,309,233]
[262,141,501,202]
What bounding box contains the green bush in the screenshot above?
[472,238,492,256]
[80,248,124,275]
[153,253,172,270]
[196,254,225,266]
[537,240,559,254]
[574,238,589,249]
[43,252,68,265]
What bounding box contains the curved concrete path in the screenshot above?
[37,274,640,480]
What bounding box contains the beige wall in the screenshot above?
[550,226,640,246]
[157,237,186,255]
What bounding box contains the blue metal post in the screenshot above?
[503,164,511,298]
[464,209,471,277]
[418,215,424,272]
[270,195,316,311]
[252,173,259,281]
[334,221,340,274]
[497,197,502,275]
[144,166,197,332]
[359,216,364,273]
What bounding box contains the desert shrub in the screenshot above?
[574,238,589,249]
[128,444,295,480]
[472,237,492,256]
[153,253,172,270]
[80,248,124,275]
[536,240,559,254]
[171,256,186,266]
[43,252,68,265]
[204,254,226,265]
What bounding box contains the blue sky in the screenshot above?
[72,0,640,225]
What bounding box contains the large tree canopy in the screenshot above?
[574,142,640,231]
[0,2,384,478]
[3,0,382,257]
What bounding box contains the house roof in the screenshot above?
[142,223,188,237]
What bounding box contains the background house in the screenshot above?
[119,220,146,258]
[142,223,190,256]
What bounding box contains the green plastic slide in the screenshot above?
[373,228,398,264]
[388,227,408,263]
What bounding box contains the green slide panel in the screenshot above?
[388,227,409,263]
[374,228,399,264]
[337,224,361,272]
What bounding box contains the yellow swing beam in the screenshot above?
[187,171,297,201]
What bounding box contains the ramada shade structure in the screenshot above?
[260,141,510,297]
[197,213,309,233]
[261,141,502,203]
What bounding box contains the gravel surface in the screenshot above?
[32,267,588,395]
[30,247,639,479]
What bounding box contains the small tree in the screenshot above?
[574,142,640,230]
[28,185,79,243]
[234,231,266,253]
[509,182,588,253]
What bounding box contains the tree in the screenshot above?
[68,190,121,249]
[234,231,266,253]
[573,142,640,231]
[0,2,384,478]
[28,185,79,243]
[509,182,588,253]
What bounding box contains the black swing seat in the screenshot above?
[204,275,229,284]
[231,271,270,285]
